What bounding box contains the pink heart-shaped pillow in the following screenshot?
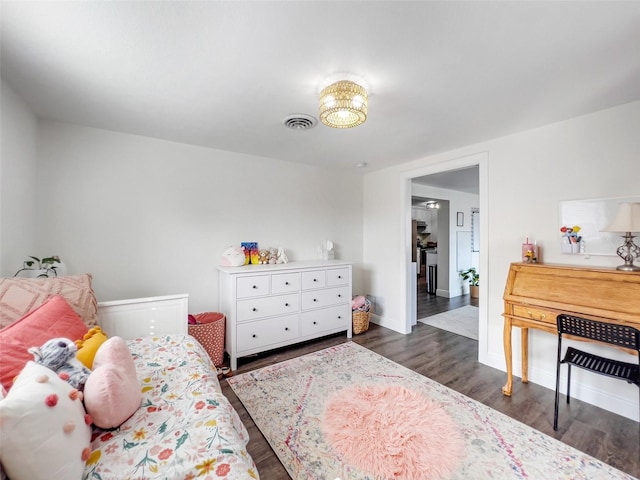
[83,336,141,429]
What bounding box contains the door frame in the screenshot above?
[399,151,489,361]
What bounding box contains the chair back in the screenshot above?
[557,314,640,352]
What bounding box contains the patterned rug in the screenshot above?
[228,342,636,480]
[418,305,478,340]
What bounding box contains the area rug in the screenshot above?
[228,342,636,480]
[418,305,478,340]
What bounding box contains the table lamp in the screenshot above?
[601,202,640,271]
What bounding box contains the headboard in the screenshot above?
[98,294,188,339]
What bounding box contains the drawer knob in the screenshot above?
[338,294,342,298]
[252,334,257,338]
[338,316,342,319]
[285,303,290,307]
[252,285,258,289]
[285,327,289,331]
[313,321,317,325]
[338,275,342,279]
[252,307,257,312]
[285,281,289,285]
[313,298,318,302]
[313,278,318,282]
[527,310,533,317]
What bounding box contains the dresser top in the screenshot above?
[217,259,352,274]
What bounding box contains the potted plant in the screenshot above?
[459,267,479,298]
[14,256,62,278]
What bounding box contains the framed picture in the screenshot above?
[457,212,464,227]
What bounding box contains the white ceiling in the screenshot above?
[413,165,479,195]
[2,1,639,172]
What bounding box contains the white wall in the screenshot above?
[0,79,38,275]
[363,101,640,420]
[29,121,364,313]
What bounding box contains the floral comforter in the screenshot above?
[83,334,258,480]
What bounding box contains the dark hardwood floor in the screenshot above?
[417,265,478,319]
[220,288,639,479]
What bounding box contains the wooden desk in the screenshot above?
[502,262,640,396]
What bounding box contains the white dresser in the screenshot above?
[218,260,352,370]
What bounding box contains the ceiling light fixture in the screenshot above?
[319,79,368,129]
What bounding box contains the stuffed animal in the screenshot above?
[268,247,278,264]
[220,246,246,267]
[258,249,270,264]
[29,337,91,390]
[276,247,288,264]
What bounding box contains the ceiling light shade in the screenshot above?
[319,80,368,128]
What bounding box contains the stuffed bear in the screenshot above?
[268,247,278,265]
[29,337,91,390]
[258,249,270,264]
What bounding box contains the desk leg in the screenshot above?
[502,318,513,396]
[521,328,529,383]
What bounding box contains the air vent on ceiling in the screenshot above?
[282,114,317,130]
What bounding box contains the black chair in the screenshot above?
[554,314,640,431]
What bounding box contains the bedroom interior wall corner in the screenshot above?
[0,79,38,277]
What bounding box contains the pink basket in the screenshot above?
[188,312,226,367]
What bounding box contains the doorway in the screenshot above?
[404,156,486,347]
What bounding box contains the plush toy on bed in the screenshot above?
[28,337,91,390]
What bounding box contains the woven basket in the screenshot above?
[188,312,226,367]
[352,310,370,335]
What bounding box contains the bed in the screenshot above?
[83,333,257,479]
[0,274,259,480]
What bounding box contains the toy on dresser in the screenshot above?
[258,249,270,264]
[269,247,278,264]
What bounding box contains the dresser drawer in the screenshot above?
[271,272,300,294]
[237,275,270,298]
[300,305,350,336]
[237,315,299,351]
[512,305,558,325]
[237,294,299,321]
[301,286,350,310]
[327,267,349,286]
[301,270,326,290]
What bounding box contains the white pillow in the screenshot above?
[0,361,91,480]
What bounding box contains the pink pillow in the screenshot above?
[0,295,89,392]
[0,273,98,329]
[83,336,141,429]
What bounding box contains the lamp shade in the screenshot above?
[601,202,640,233]
[319,80,368,128]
